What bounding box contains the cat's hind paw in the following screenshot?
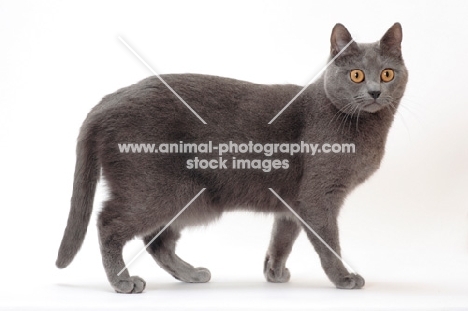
[334,273,365,289]
[112,275,146,294]
[175,267,211,283]
[189,267,211,283]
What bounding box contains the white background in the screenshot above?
[1,0,468,310]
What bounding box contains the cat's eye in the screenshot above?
[381,69,394,82]
[350,70,365,83]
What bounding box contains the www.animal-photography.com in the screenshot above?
[1,1,467,310]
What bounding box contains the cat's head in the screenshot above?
[324,23,408,114]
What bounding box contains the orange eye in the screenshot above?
[350,70,365,83]
[381,69,394,82]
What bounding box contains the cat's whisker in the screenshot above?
[329,102,354,129]
[347,104,360,133]
[337,104,354,135]
[329,105,347,126]
[387,102,412,139]
[399,93,425,105]
[382,101,411,139]
[398,99,424,122]
[355,106,363,132]
[341,104,357,135]
[330,102,353,130]
[348,104,362,131]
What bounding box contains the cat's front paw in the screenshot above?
[264,257,291,283]
[265,266,291,283]
[334,273,365,289]
[112,275,146,293]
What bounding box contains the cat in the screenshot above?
[56,23,408,293]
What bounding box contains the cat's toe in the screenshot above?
[112,275,146,293]
[335,273,365,289]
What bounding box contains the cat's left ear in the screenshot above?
[380,23,403,58]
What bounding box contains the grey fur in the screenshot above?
[56,23,407,293]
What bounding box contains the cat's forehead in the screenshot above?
[353,42,398,69]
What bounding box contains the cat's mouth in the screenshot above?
[361,100,384,113]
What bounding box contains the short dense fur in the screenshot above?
[57,23,408,293]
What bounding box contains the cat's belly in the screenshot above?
[170,207,291,229]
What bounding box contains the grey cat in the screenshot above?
[56,23,408,293]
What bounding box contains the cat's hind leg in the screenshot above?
[97,200,146,293]
[144,226,211,283]
[264,216,301,283]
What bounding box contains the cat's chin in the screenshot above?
[361,102,385,113]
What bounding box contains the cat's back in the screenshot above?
[84,74,305,141]
[90,74,297,116]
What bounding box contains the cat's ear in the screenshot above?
[380,23,403,57]
[330,23,358,57]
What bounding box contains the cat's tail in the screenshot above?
[56,124,99,269]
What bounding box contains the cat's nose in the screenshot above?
[368,91,381,99]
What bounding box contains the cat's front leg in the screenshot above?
[296,200,365,289]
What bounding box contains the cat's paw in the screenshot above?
[265,266,291,283]
[334,273,365,289]
[175,267,211,283]
[264,258,291,283]
[112,275,146,293]
[189,267,211,283]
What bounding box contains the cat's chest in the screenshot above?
[353,143,383,182]
[301,131,385,189]
[316,114,389,185]
[342,134,385,184]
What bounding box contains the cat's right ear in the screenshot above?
[330,23,358,57]
[380,23,403,58]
